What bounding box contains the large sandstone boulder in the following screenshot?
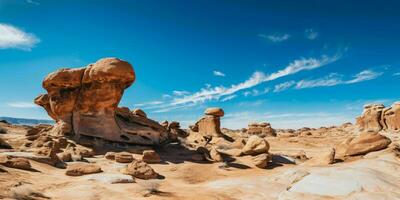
[381,102,400,131]
[247,122,276,137]
[190,108,224,137]
[34,58,170,145]
[345,131,391,156]
[356,104,385,132]
[241,135,270,155]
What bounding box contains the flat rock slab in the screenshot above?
[82,173,134,184]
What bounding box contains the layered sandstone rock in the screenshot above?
[34,58,170,145]
[190,107,224,137]
[247,122,276,137]
[241,135,270,156]
[356,102,400,132]
[345,131,391,156]
[356,104,385,131]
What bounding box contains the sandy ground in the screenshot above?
[0,123,399,200]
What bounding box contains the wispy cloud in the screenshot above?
[305,29,318,40]
[213,70,225,77]
[133,101,163,108]
[7,102,38,108]
[172,90,190,96]
[274,69,383,91]
[274,81,296,92]
[0,23,40,50]
[243,88,270,97]
[345,70,383,84]
[146,53,340,112]
[393,72,400,76]
[26,0,40,5]
[221,95,237,102]
[258,33,290,42]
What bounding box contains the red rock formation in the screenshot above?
[190,107,224,137]
[35,58,169,145]
[356,102,400,132]
[247,122,276,137]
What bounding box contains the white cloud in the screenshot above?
[0,23,40,50]
[243,88,270,97]
[296,73,343,89]
[7,102,38,108]
[258,33,290,42]
[213,70,225,77]
[26,0,40,5]
[305,29,318,40]
[172,90,190,96]
[345,70,383,84]
[274,81,296,92]
[393,72,400,76]
[273,69,383,91]
[133,101,163,108]
[221,95,237,102]
[147,54,340,112]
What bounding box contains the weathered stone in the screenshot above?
[105,152,115,160]
[204,107,224,117]
[345,131,391,156]
[381,102,400,131]
[57,152,72,162]
[121,160,159,180]
[0,156,32,170]
[65,163,102,176]
[356,104,385,131]
[35,58,170,145]
[132,109,147,118]
[247,122,276,137]
[241,135,269,155]
[210,147,223,162]
[253,153,271,168]
[115,152,134,163]
[142,150,161,164]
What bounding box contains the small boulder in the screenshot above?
[0,138,12,149]
[204,107,224,117]
[65,163,102,176]
[57,152,72,162]
[132,109,147,118]
[253,153,272,168]
[0,157,32,170]
[210,147,223,162]
[121,160,159,180]
[142,150,161,164]
[345,131,391,156]
[241,135,269,155]
[306,148,335,166]
[115,152,134,163]
[105,152,116,160]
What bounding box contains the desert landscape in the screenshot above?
[1,1,400,200]
[0,58,399,200]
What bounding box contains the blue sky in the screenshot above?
[0,0,399,129]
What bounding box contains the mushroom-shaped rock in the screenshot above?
[34,58,169,145]
[204,107,224,117]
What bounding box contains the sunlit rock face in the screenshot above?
[356,102,400,132]
[190,107,224,137]
[35,58,169,145]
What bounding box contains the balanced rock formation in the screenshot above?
[190,107,224,137]
[34,58,170,145]
[356,102,400,132]
[345,131,391,156]
[247,122,276,137]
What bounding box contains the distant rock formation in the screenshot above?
[190,107,224,137]
[34,58,170,145]
[356,102,400,132]
[247,122,276,137]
